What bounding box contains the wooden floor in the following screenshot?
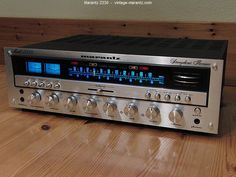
[0,65,235,177]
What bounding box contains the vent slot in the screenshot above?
[172,68,210,91]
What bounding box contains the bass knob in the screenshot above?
[169,108,183,124]
[85,98,97,112]
[47,93,59,107]
[28,91,41,105]
[103,101,117,117]
[66,96,77,112]
[124,102,138,119]
[146,105,160,122]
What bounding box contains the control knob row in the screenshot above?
[27,92,183,124]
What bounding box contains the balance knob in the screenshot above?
[169,109,183,124]
[124,103,138,119]
[66,96,77,112]
[103,101,117,116]
[146,106,160,122]
[28,91,41,105]
[86,98,97,112]
[47,94,59,107]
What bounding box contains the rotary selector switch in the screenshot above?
[124,102,138,119]
[47,93,59,107]
[28,91,41,105]
[85,98,97,112]
[169,108,183,125]
[146,105,160,122]
[103,101,117,117]
[66,96,77,112]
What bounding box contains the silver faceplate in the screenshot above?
[4,48,224,134]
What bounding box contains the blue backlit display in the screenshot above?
[26,62,42,74]
[45,63,61,75]
[68,66,165,86]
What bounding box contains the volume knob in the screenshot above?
[86,98,97,112]
[103,101,117,117]
[146,105,160,122]
[66,96,77,112]
[47,94,59,107]
[169,109,183,124]
[124,103,138,119]
[28,91,41,105]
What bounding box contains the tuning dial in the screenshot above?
[66,96,77,112]
[103,101,117,116]
[85,98,97,112]
[124,103,138,119]
[47,94,59,107]
[28,91,41,105]
[169,109,183,124]
[146,105,160,122]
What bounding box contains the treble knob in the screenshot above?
[124,102,138,119]
[28,91,41,105]
[47,93,59,107]
[169,108,183,124]
[85,98,97,112]
[103,101,117,117]
[66,96,77,112]
[146,105,160,122]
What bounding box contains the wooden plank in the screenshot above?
[0,65,235,177]
[0,17,235,86]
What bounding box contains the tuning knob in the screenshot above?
[169,109,183,124]
[66,96,77,112]
[28,91,41,105]
[146,105,160,122]
[85,98,97,112]
[103,101,117,116]
[124,103,138,119]
[47,93,59,107]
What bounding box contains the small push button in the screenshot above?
[145,92,151,99]
[185,95,191,103]
[31,81,38,87]
[164,94,171,101]
[54,83,61,89]
[175,95,181,101]
[46,82,53,89]
[194,107,201,114]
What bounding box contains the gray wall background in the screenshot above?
[0,0,236,22]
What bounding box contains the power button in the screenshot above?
[194,107,201,114]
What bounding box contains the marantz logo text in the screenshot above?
[170,59,210,66]
[81,55,120,60]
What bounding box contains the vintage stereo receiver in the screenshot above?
[4,35,227,134]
